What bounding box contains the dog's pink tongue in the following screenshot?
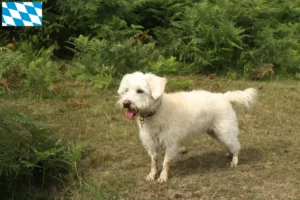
[125,110,134,119]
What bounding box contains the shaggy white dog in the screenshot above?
[117,72,258,183]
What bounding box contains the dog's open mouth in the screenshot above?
[125,108,138,119]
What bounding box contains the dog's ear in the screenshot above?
[146,74,167,99]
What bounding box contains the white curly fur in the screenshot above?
[117,72,258,183]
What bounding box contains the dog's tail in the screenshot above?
[224,88,258,109]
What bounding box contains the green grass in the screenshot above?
[1,76,300,199]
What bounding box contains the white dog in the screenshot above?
[117,72,258,183]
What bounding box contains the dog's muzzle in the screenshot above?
[123,100,131,109]
[123,100,139,119]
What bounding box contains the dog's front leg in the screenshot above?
[145,150,158,181]
[140,131,158,181]
[158,144,178,183]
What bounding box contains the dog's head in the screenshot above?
[117,72,167,119]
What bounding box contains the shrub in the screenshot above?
[69,34,160,87]
[0,107,87,199]
[1,0,300,78]
[0,42,63,98]
[147,55,182,75]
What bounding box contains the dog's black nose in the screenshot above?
[123,100,131,108]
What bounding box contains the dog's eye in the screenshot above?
[125,88,128,93]
[137,89,144,94]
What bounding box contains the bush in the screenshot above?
[0,43,64,98]
[147,55,182,75]
[1,0,300,80]
[67,0,300,78]
[0,107,87,199]
[69,34,160,87]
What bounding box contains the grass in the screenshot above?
[1,76,300,199]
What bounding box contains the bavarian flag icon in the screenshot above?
[2,2,42,26]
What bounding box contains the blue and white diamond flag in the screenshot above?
[2,2,42,26]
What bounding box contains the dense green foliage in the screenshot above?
[0,107,86,199]
[1,0,300,92]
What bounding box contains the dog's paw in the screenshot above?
[145,174,156,181]
[157,173,168,183]
[157,177,168,183]
[230,162,238,167]
[230,156,238,167]
[179,146,188,155]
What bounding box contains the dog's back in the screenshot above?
[165,88,258,111]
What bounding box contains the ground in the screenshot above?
[2,76,300,199]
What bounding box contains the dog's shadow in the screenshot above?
[171,147,262,177]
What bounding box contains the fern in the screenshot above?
[69,34,160,81]
[0,107,87,198]
[1,0,300,78]
[0,48,25,79]
[147,55,182,75]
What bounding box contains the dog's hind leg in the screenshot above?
[211,123,241,167]
[207,129,233,159]
[220,135,240,167]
